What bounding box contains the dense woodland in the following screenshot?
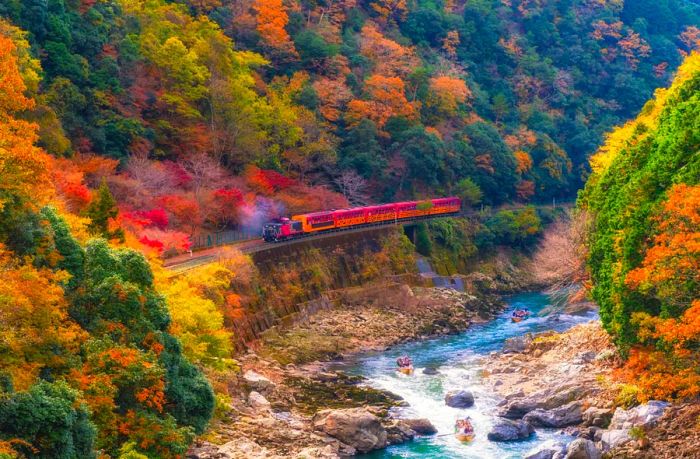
[0,0,699,456]
[0,0,699,250]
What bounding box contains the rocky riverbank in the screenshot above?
[189,281,506,458]
[481,321,696,459]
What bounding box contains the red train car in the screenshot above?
[263,197,460,242]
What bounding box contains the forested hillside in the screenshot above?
[1,0,700,456]
[580,52,699,401]
[0,0,699,251]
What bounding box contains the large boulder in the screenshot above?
[243,370,274,392]
[423,367,439,375]
[599,429,632,452]
[312,408,388,453]
[503,334,533,354]
[608,401,669,430]
[445,390,475,408]
[523,401,583,428]
[564,439,601,459]
[402,418,437,435]
[385,420,415,445]
[581,407,613,428]
[524,440,567,459]
[499,384,588,419]
[487,418,534,442]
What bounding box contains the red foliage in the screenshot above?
[163,161,193,187]
[245,166,297,195]
[157,194,202,227]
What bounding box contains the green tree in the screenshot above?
[85,180,122,241]
[0,381,97,459]
[454,178,482,207]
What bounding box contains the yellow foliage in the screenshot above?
[157,263,235,369]
[590,52,700,174]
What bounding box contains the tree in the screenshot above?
[334,171,368,206]
[0,381,96,459]
[85,180,122,241]
[454,178,482,207]
[252,0,297,56]
[346,75,417,131]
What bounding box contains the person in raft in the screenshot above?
[396,355,413,368]
[456,417,474,435]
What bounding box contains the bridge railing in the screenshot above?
[189,227,261,250]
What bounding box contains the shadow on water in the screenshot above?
[332,291,599,459]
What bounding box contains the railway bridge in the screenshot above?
[163,203,568,274]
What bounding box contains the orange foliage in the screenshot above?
[514,150,533,174]
[626,184,700,304]
[617,345,700,401]
[252,0,297,55]
[618,30,651,69]
[499,36,523,57]
[359,24,419,77]
[0,34,53,212]
[346,74,418,130]
[313,77,353,121]
[0,247,88,390]
[369,0,407,24]
[442,31,460,59]
[428,75,471,115]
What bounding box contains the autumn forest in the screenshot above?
[0,0,698,457]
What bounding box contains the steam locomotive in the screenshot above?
[262,197,461,242]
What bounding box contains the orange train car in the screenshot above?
[263,197,461,242]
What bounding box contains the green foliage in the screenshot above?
[85,180,122,241]
[454,178,482,207]
[0,381,97,459]
[414,222,432,256]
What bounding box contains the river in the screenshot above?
[334,291,598,458]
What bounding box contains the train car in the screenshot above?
[262,218,303,242]
[430,197,461,215]
[334,207,367,228]
[291,210,335,233]
[366,203,397,224]
[264,196,461,242]
[396,200,435,219]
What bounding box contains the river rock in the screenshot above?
[600,429,632,451]
[487,418,534,441]
[581,407,613,428]
[608,400,669,430]
[312,408,388,453]
[499,384,588,418]
[503,334,533,354]
[523,401,583,427]
[423,367,439,375]
[385,420,415,445]
[402,418,437,435]
[564,438,601,459]
[445,390,474,408]
[248,391,271,413]
[524,440,567,459]
[243,370,274,392]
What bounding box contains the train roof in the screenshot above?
[294,197,460,218]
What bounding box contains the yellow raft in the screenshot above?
[455,431,474,442]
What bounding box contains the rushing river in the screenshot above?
[335,291,598,459]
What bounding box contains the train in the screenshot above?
[262,197,461,242]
